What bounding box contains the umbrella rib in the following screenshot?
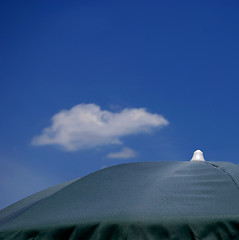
[205,162,239,192]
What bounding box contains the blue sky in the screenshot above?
[1,0,239,210]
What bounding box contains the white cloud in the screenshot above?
[107,147,137,159]
[32,103,169,151]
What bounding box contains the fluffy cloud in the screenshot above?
[32,103,169,151]
[107,147,137,159]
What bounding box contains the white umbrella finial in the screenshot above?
[190,150,205,162]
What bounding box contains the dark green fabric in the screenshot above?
[1,220,239,240]
[1,161,239,239]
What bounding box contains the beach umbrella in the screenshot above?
[1,150,239,239]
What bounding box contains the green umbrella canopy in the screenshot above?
[1,151,239,239]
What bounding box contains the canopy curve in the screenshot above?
[1,161,239,239]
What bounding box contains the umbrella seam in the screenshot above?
[205,162,239,192]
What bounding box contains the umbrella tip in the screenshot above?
[190,149,205,162]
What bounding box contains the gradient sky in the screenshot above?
[1,0,239,210]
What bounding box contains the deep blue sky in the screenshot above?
[1,0,239,209]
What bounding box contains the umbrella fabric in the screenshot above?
[1,161,239,239]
